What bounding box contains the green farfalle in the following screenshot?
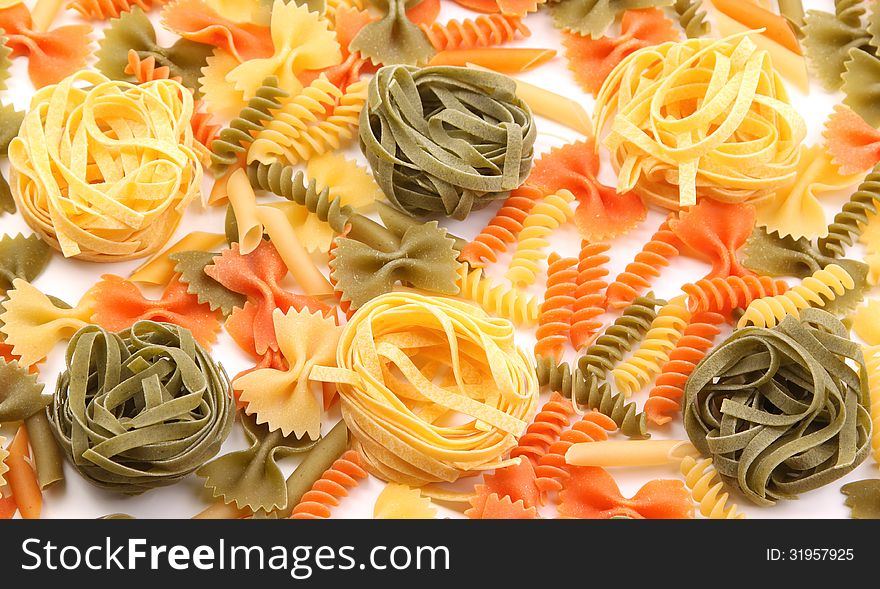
[0,34,10,91]
[803,9,873,91]
[685,308,871,506]
[549,0,674,38]
[0,102,24,155]
[843,48,880,127]
[197,413,318,512]
[96,7,213,96]
[0,170,13,216]
[841,480,880,519]
[349,0,435,66]
[330,221,460,309]
[0,234,52,296]
[0,357,47,423]
[48,321,235,494]
[171,251,246,317]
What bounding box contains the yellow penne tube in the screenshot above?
[227,168,264,255]
[565,440,698,467]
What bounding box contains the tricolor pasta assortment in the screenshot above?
[1,0,880,521]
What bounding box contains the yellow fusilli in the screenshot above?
[456,264,539,327]
[680,455,745,519]
[505,190,574,287]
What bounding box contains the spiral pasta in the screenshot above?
[535,253,578,362]
[570,241,610,350]
[289,450,368,519]
[459,184,542,267]
[48,321,234,494]
[535,411,617,496]
[644,310,724,426]
[9,72,201,262]
[420,15,530,51]
[605,214,679,309]
[673,0,709,38]
[818,163,880,258]
[68,0,163,20]
[612,295,691,397]
[594,33,806,208]
[683,275,790,315]
[738,263,856,328]
[679,455,744,519]
[456,263,540,327]
[506,190,575,287]
[313,292,538,486]
[210,77,289,174]
[510,393,575,466]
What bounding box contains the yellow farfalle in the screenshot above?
[204,0,262,22]
[373,483,438,519]
[852,299,880,346]
[234,308,341,440]
[755,144,864,240]
[0,279,97,367]
[201,0,341,119]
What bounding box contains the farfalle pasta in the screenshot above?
[171,251,246,316]
[349,0,435,66]
[374,483,437,519]
[824,105,880,175]
[8,71,202,262]
[594,33,806,208]
[129,231,226,285]
[161,0,274,62]
[549,0,674,38]
[0,234,51,296]
[669,198,755,279]
[311,292,537,486]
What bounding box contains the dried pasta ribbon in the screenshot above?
[8,71,202,262]
[684,308,871,505]
[314,291,538,486]
[48,321,235,494]
[594,33,806,209]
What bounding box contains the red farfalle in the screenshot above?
[0,3,92,88]
[451,0,501,13]
[161,0,274,62]
[478,494,538,518]
[528,140,646,240]
[465,459,541,518]
[823,104,880,175]
[91,275,222,348]
[406,0,440,25]
[558,467,693,519]
[669,199,756,280]
[563,9,679,96]
[205,241,334,356]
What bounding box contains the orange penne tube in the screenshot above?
[6,427,41,520]
[709,0,802,55]
[429,48,556,72]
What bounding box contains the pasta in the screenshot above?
[526,140,646,240]
[741,226,864,282]
[803,0,871,91]
[0,2,92,88]
[861,212,880,286]
[160,0,275,62]
[683,275,790,315]
[91,275,223,348]
[0,233,52,296]
[171,251,247,316]
[467,459,540,518]
[594,34,806,209]
[374,483,437,518]
[0,172,13,216]
[755,144,864,240]
[196,412,317,513]
[643,310,724,426]
[841,480,880,519]
[0,357,47,423]
[510,392,575,465]
[420,14,529,51]
[673,0,709,38]
[558,466,692,519]
[548,0,674,37]
[684,308,871,505]
[669,198,756,279]
[9,72,202,262]
[535,411,617,497]
[290,450,367,519]
[738,264,857,328]
[458,185,542,267]
[25,410,64,490]
[680,455,744,518]
[0,436,7,489]
[95,6,212,93]
[605,214,680,309]
[570,241,610,350]
[349,0,435,66]
[69,0,167,20]
[360,64,536,219]
[432,47,554,75]
[563,8,680,96]
[863,344,880,467]
[778,0,805,37]
[129,232,226,285]
[0,101,23,157]
[818,163,880,258]
[612,295,691,397]
[49,321,235,494]
[211,77,290,175]
[564,439,697,466]
[505,190,575,287]
[0,279,96,368]
[842,48,880,128]
[4,425,41,518]
[535,253,578,361]
[823,105,880,175]
[200,0,340,119]
[310,292,538,485]
[852,300,880,345]
[455,263,540,327]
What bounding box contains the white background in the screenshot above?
[0,0,871,519]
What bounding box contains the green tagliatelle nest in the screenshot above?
[48,320,235,494]
[684,308,872,505]
[359,65,536,220]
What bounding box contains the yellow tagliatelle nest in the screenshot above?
[594,33,806,210]
[8,71,202,262]
[312,292,538,487]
